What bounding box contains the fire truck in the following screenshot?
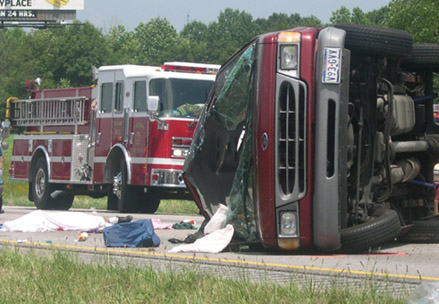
[184,24,439,253]
[7,62,219,213]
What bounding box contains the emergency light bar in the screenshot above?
[162,62,220,74]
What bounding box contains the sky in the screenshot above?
[76,0,391,32]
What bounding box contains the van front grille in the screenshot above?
[276,79,307,204]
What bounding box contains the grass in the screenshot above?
[1,135,199,214]
[0,248,406,304]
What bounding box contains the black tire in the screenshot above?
[111,160,138,213]
[51,192,74,210]
[402,43,439,72]
[340,208,401,253]
[31,158,54,209]
[31,158,74,210]
[334,23,413,58]
[398,219,439,243]
[139,192,161,214]
[107,189,118,211]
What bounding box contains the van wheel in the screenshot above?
[398,218,439,243]
[340,208,401,253]
[402,43,439,72]
[31,158,54,209]
[334,23,413,58]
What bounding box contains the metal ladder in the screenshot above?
[9,96,87,127]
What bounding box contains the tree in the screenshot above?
[134,18,180,65]
[60,22,111,86]
[330,6,352,24]
[106,25,139,65]
[204,9,259,64]
[385,0,439,42]
[0,28,37,119]
[180,21,208,42]
[365,6,389,25]
[330,6,386,25]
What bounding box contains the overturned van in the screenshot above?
[184,24,439,253]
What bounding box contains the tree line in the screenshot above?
[0,0,437,119]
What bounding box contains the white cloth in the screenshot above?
[0,210,110,232]
[169,224,234,253]
[203,204,229,235]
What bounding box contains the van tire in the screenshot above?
[340,208,401,253]
[334,23,413,58]
[402,43,439,72]
[398,219,439,243]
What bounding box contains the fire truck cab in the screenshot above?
[8,62,219,213]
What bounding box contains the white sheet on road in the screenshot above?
[169,224,234,253]
[0,210,109,232]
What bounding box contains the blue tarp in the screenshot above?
[103,219,160,248]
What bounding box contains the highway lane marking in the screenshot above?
[0,239,435,281]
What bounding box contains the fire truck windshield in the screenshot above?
[149,78,214,118]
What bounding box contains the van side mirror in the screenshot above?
[147,96,160,113]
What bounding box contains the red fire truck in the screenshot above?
[184,24,439,253]
[7,62,219,213]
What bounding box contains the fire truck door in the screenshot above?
[130,80,150,185]
[95,71,125,158]
[111,71,126,146]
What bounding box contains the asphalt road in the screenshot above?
[1,206,438,295]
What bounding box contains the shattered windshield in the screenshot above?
[185,41,259,242]
[211,44,256,130]
[149,78,213,118]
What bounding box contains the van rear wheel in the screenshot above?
[398,218,439,243]
[334,23,413,58]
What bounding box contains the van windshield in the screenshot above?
[184,41,258,242]
[149,78,214,118]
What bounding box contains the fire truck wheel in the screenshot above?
[402,43,439,72]
[139,192,161,214]
[107,191,118,211]
[116,160,137,213]
[51,192,74,210]
[340,208,401,253]
[31,157,55,210]
[398,218,439,243]
[334,23,413,58]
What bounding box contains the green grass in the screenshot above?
[0,248,405,304]
[1,135,199,214]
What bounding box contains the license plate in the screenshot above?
[322,47,341,84]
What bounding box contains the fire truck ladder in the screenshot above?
[8,96,87,128]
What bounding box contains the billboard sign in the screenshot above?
[0,0,84,10]
[0,0,83,22]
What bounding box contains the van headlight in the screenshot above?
[280,45,299,70]
[280,211,297,236]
